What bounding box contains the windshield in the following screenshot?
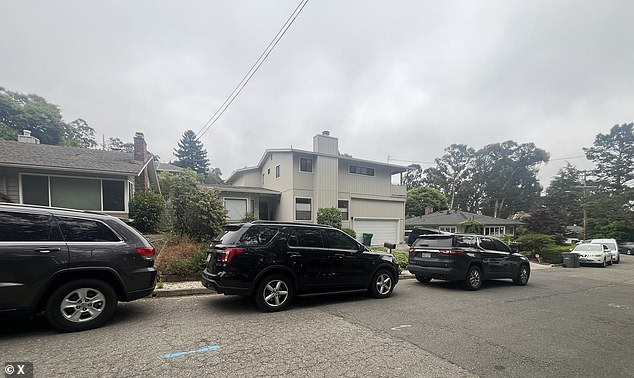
[574,244,603,252]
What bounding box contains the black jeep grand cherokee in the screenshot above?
[202,221,399,311]
[408,233,530,290]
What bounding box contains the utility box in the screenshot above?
[362,233,373,246]
[562,252,580,268]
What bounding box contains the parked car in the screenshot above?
[407,233,530,290]
[590,238,620,264]
[0,203,157,332]
[201,221,399,311]
[618,242,634,255]
[571,243,612,267]
[406,227,443,246]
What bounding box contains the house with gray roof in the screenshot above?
[214,131,408,245]
[0,131,158,216]
[405,210,523,236]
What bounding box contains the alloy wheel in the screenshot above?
[262,279,289,308]
[60,288,107,323]
[375,273,392,295]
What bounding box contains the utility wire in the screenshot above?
[196,0,310,139]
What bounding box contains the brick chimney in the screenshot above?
[133,132,147,162]
[133,132,149,191]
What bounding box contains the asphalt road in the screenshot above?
[1,257,634,378]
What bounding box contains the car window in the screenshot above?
[56,217,121,242]
[478,237,497,251]
[574,244,601,252]
[0,211,62,241]
[323,229,358,250]
[455,235,476,248]
[492,239,511,252]
[240,226,278,246]
[288,229,324,248]
[413,236,453,248]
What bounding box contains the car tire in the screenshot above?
[369,269,395,298]
[45,279,117,332]
[513,264,530,286]
[464,265,482,291]
[415,275,432,284]
[609,258,613,266]
[254,274,293,312]
[615,255,620,264]
[627,249,631,255]
[602,258,607,268]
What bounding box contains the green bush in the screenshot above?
[317,208,342,228]
[515,233,556,258]
[392,251,409,273]
[342,227,356,238]
[129,190,165,233]
[539,249,564,264]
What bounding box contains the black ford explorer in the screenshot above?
[407,233,530,290]
[202,221,399,311]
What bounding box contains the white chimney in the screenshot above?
[18,130,40,144]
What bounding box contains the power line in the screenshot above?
[196,0,310,140]
[549,155,586,161]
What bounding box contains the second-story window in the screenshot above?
[300,158,313,173]
[275,165,280,178]
[349,165,375,176]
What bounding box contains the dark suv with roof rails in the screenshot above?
[0,203,157,331]
[407,233,530,290]
[202,221,399,311]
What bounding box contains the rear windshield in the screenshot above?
[413,236,453,248]
[218,224,245,245]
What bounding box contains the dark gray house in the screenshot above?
[0,131,158,216]
[405,210,523,236]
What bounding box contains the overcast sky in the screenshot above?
[2,1,633,187]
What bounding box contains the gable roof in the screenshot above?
[406,210,523,227]
[0,140,150,175]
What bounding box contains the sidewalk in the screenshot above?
[153,262,555,297]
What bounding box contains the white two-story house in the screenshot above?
[213,131,407,245]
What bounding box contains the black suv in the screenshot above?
[407,233,530,290]
[0,203,157,331]
[202,221,399,311]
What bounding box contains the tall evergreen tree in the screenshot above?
[584,123,634,190]
[173,130,210,174]
[542,163,584,225]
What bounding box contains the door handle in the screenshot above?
[35,248,62,254]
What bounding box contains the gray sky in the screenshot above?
[2,1,633,187]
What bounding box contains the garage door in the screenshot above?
[353,219,399,246]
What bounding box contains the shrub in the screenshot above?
[317,208,342,228]
[129,190,165,233]
[342,227,356,239]
[515,233,556,258]
[155,236,208,277]
[392,251,409,273]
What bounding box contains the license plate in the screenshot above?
[420,252,431,258]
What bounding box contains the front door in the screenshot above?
[259,201,269,220]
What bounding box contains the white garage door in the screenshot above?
[353,219,399,246]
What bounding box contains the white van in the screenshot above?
[591,238,620,264]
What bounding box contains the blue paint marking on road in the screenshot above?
[164,344,221,359]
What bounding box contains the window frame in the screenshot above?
[338,199,349,221]
[19,173,129,213]
[348,164,375,177]
[275,165,280,178]
[294,197,312,221]
[299,158,313,173]
[223,197,249,222]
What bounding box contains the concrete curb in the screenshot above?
[152,272,416,298]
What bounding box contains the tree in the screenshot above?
[542,163,584,225]
[67,118,97,148]
[585,189,634,240]
[402,164,423,190]
[107,137,134,152]
[521,208,567,242]
[159,170,226,241]
[584,123,634,190]
[406,186,449,217]
[317,208,342,228]
[475,141,549,218]
[423,144,475,210]
[173,130,210,174]
[129,190,165,233]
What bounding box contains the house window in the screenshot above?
[267,168,270,175]
[338,200,349,221]
[438,226,457,233]
[349,165,375,176]
[21,174,126,212]
[275,165,280,178]
[483,226,505,236]
[295,197,312,221]
[300,158,313,173]
[224,198,248,221]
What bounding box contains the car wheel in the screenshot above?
[415,275,432,284]
[609,258,613,266]
[45,279,117,332]
[464,265,482,291]
[602,258,607,268]
[615,255,620,264]
[627,249,631,255]
[255,274,293,312]
[513,264,530,286]
[369,270,395,298]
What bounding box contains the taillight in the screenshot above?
[439,249,464,255]
[136,247,156,257]
[220,248,245,264]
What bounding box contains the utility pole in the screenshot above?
[575,171,596,240]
